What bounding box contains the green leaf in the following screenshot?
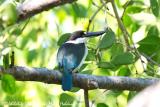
[147,26,159,37]
[97,103,109,107]
[109,90,122,96]
[57,33,71,46]
[138,36,160,45]
[97,68,112,75]
[10,27,21,36]
[72,3,87,18]
[110,43,124,58]
[107,90,123,97]
[0,0,5,5]
[70,87,80,92]
[118,67,131,76]
[122,14,133,27]
[152,50,160,63]
[111,52,135,65]
[56,9,67,23]
[127,91,137,102]
[59,93,74,107]
[138,36,160,55]
[3,53,10,69]
[130,22,140,34]
[146,65,155,76]
[150,0,159,17]
[80,70,92,74]
[20,37,29,49]
[126,6,144,14]
[27,50,37,63]
[71,3,87,23]
[138,44,160,55]
[1,74,17,94]
[54,65,59,70]
[86,49,96,61]
[105,90,122,107]
[27,29,37,41]
[97,62,116,69]
[98,29,116,50]
[0,3,18,26]
[79,64,87,72]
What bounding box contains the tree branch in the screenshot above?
[86,2,107,32]
[0,66,159,91]
[110,0,130,48]
[17,0,77,21]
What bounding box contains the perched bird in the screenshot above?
[57,30,105,91]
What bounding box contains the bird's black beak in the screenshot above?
[84,30,106,37]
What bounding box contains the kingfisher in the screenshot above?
[57,30,106,91]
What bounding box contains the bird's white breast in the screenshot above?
[66,38,87,44]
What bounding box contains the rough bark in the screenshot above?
[17,0,77,21]
[0,66,159,91]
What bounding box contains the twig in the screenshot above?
[110,0,146,71]
[121,0,134,18]
[100,0,109,10]
[20,18,30,33]
[92,1,115,18]
[86,2,108,32]
[122,1,147,72]
[10,51,14,67]
[110,0,130,48]
[142,53,160,67]
[84,89,89,107]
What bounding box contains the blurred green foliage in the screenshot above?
[1,74,17,94]
[0,0,160,107]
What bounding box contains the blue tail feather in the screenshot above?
[62,72,72,91]
[61,58,73,91]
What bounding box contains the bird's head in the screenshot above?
[67,30,106,44]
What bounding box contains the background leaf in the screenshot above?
[0,3,18,26]
[147,25,159,37]
[122,14,133,27]
[57,33,71,46]
[80,70,92,74]
[150,0,159,17]
[97,103,109,107]
[59,93,74,107]
[111,52,135,65]
[97,62,116,69]
[126,6,143,13]
[98,28,116,50]
[3,53,10,69]
[1,74,17,94]
[70,87,80,92]
[138,36,160,55]
[27,50,38,63]
[138,36,160,45]
[127,91,137,102]
[118,67,131,76]
[110,43,124,58]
